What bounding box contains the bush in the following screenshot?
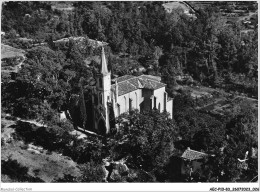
[62,136,105,164]
[5,116,17,121]
[20,143,29,150]
[1,138,6,146]
[1,158,44,182]
[13,120,105,165]
[59,120,74,132]
[77,161,106,182]
[53,174,78,183]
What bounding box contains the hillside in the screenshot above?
[1,116,81,182]
[1,1,258,184]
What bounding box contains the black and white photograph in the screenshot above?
[1,1,258,191]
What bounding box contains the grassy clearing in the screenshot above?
[1,44,25,59]
[2,144,81,182]
[1,117,81,183]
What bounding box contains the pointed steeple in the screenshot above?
[101,45,109,75]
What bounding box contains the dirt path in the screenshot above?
[17,118,46,127]
[196,98,224,110]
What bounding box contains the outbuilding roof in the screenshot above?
[181,148,208,161]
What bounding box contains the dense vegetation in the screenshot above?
[1,1,258,182]
[2,2,258,94]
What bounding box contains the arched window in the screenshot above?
[94,94,98,105]
[100,93,103,104]
[158,103,161,112]
[129,98,132,111]
[135,92,138,109]
[164,92,167,111]
[99,78,103,88]
[117,104,120,116]
[154,97,157,109]
[124,96,127,112]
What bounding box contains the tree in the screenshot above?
[2,158,44,182]
[108,110,178,178]
[173,93,225,151]
[217,26,240,72]
[205,101,258,182]
[172,92,194,114]
[1,77,46,119]
[77,161,106,182]
[192,115,225,151]
[226,101,257,148]
[186,7,226,83]
[21,46,69,110]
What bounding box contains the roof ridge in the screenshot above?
[116,75,138,84]
[115,75,165,85]
[186,148,208,155]
[137,79,144,88]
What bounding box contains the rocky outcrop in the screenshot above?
[102,158,129,182]
[110,160,129,181]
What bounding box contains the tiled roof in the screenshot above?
[116,75,135,83]
[138,76,165,90]
[181,148,208,161]
[117,81,138,96]
[112,75,166,96]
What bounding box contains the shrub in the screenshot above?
[5,116,17,121]
[77,161,106,182]
[20,143,29,150]
[59,119,74,132]
[1,158,44,182]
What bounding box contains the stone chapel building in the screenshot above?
[92,46,173,135]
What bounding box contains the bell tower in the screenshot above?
[92,46,111,135]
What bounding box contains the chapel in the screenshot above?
[92,46,173,134]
